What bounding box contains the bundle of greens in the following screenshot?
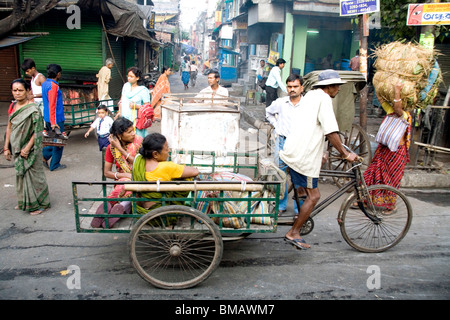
[372,41,442,111]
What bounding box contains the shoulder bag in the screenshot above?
[375,114,409,152]
[135,103,154,130]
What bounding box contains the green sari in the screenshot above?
[132,154,190,215]
[9,103,50,212]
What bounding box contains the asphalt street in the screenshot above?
[0,72,449,305]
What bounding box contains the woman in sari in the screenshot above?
[132,133,199,214]
[363,83,412,214]
[181,57,190,90]
[3,79,50,215]
[91,117,143,228]
[117,67,151,139]
[150,66,171,121]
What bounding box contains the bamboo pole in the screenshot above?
[124,183,265,192]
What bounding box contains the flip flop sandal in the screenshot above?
[284,237,310,250]
[381,208,397,215]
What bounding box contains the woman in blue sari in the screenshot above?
[181,57,190,90]
[118,67,151,138]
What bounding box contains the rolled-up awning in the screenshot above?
[0,35,38,48]
[79,0,161,49]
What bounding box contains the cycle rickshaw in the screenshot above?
[72,95,412,290]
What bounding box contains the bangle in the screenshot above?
[126,153,130,160]
[345,153,351,160]
[114,172,119,180]
[393,99,401,103]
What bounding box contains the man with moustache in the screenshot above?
[266,73,304,216]
[280,70,358,250]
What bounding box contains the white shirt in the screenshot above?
[31,73,43,104]
[256,66,265,83]
[90,115,114,136]
[190,64,198,73]
[265,96,301,137]
[197,85,229,99]
[280,89,339,178]
[265,66,287,93]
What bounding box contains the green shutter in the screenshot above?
[21,11,103,80]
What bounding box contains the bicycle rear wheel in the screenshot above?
[128,205,223,289]
[339,185,412,253]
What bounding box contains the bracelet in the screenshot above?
[345,153,351,160]
[114,172,119,180]
[393,99,401,103]
[126,153,130,160]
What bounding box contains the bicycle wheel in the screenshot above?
[327,124,372,188]
[339,185,412,253]
[128,205,223,289]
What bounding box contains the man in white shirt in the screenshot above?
[265,58,287,108]
[197,70,229,99]
[266,74,304,215]
[280,69,358,250]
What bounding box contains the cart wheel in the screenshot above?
[300,218,314,236]
[128,205,223,289]
[327,124,372,188]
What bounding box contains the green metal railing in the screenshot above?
[64,98,119,126]
[73,150,281,234]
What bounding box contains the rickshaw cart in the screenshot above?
[73,94,284,289]
[72,150,282,289]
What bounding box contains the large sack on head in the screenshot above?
[372,41,442,112]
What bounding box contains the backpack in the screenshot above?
[135,103,154,130]
[258,77,267,90]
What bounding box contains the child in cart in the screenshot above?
[84,104,114,151]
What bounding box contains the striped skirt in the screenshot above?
[363,143,409,210]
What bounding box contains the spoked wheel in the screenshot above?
[327,124,372,188]
[128,205,223,289]
[300,217,314,236]
[339,185,413,253]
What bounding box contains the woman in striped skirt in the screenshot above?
[363,83,412,214]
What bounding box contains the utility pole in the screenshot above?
[359,14,369,131]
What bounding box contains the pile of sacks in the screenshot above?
[372,41,442,112]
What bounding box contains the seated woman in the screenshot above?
[91,117,143,228]
[132,132,199,214]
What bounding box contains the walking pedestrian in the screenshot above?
[151,66,172,121]
[266,74,304,216]
[21,58,46,115]
[96,58,114,101]
[117,67,151,139]
[42,64,67,171]
[265,58,287,108]
[181,57,190,90]
[189,61,198,87]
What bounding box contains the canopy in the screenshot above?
[78,0,161,48]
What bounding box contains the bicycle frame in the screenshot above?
[293,162,381,223]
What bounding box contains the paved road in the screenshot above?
[0,72,449,304]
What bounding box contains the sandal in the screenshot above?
[381,208,397,215]
[284,237,310,250]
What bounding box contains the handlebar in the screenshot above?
[341,143,363,163]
